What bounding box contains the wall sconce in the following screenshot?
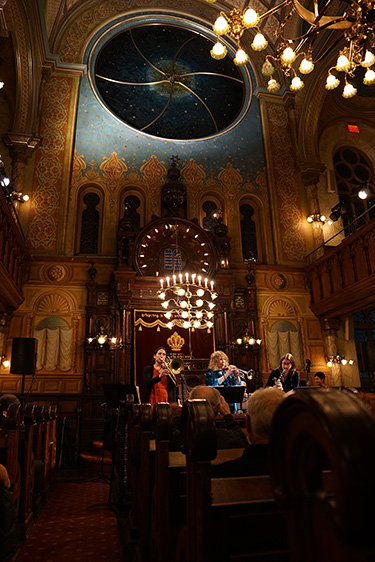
[234,328,262,348]
[0,356,10,368]
[10,191,29,203]
[326,355,354,367]
[307,213,326,224]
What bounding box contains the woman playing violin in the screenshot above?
[143,347,176,408]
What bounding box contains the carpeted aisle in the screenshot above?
[17,481,123,562]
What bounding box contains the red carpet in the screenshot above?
[17,482,122,561]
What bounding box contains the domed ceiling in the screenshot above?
[89,20,251,141]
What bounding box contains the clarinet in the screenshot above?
[273,370,285,388]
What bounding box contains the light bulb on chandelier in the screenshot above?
[206,0,375,99]
[158,272,217,331]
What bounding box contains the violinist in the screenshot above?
[143,347,176,408]
[265,353,300,392]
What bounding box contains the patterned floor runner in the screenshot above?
[17,481,122,561]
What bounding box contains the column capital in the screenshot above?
[3,133,40,162]
[297,162,326,187]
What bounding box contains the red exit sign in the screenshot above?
[347,123,360,133]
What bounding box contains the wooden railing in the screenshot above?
[305,216,375,318]
[0,192,30,312]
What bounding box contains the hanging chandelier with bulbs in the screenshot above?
[326,354,354,367]
[157,273,217,331]
[208,0,375,98]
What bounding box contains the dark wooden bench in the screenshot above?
[269,388,375,562]
[177,399,289,562]
[0,402,22,514]
[151,401,246,562]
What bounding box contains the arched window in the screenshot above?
[76,187,103,255]
[119,190,145,228]
[333,147,375,230]
[200,197,224,232]
[240,203,258,261]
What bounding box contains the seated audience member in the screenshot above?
[0,394,20,420]
[170,385,248,451]
[211,387,285,477]
[355,392,375,420]
[0,393,45,514]
[314,372,327,388]
[0,463,21,561]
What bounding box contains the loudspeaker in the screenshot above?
[10,338,37,375]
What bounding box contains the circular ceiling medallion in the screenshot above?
[89,19,251,141]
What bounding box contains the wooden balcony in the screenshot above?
[0,192,30,313]
[305,217,375,319]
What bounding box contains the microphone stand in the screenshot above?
[180,373,190,403]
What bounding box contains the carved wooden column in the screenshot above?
[299,162,326,252]
[4,134,40,196]
[0,312,12,363]
[321,318,343,386]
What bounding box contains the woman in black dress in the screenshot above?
[265,353,300,391]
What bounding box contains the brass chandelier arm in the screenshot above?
[130,29,167,77]
[140,84,174,132]
[292,0,350,29]
[175,81,219,133]
[178,71,243,84]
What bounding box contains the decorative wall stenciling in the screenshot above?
[267,102,306,262]
[28,77,73,250]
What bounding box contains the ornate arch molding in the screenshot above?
[52,0,220,65]
[32,290,76,313]
[261,295,305,370]
[297,64,333,163]
[5,0,33,133]
[319,119,375,168]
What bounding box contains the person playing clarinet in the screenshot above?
[143,347,176,408]
[265,353,300,391]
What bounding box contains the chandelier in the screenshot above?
[234,328,262,348]
[208,0,375,97]
[157,273,217,331]
[87,326,122,348]
[326,354,354,367]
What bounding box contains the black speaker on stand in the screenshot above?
[10,337,37,402]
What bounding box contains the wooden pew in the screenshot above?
[136,403,154,562]
[177,399,289,562]
[126,402,141,533]
[17,403,36,535]
[269,388,375,562]
[0,403,22,514]
[151,402,246,562]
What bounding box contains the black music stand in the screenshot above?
[87,384,139,515]
[217,386,246,413]
[217,385,245,405]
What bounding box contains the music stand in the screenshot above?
[217,386,245,405]
[102,384,140,408]
[87,384,139,514]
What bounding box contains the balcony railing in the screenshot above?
[306,213,375,318]
[0,191,30,312]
